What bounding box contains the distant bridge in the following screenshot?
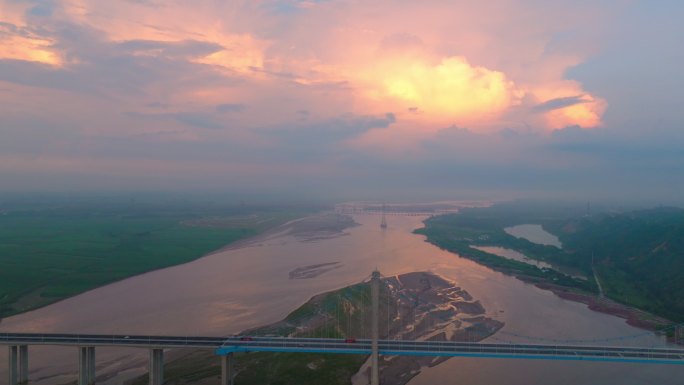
[3,332,684,385]
[335,208,451,216]
[334,205,459,217]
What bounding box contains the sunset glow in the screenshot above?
[359,56,520,126]
[0,32,61,66]
[0,0,608,133]
[1,0,680,196]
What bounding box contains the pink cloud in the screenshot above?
[0,0,615,163]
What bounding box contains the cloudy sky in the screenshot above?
[1,0,683,202]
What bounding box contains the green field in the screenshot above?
[0,202,308,318]
[129,350,367,385]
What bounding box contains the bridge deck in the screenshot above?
[2,333,683,365]
[1,333,224,348]
[216,337,684,365]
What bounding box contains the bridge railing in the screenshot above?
[0,332,225,347]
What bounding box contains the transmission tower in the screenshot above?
[380,204,387,229]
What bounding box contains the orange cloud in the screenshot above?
[355,56,522,128]
[0,4,62,66]
[193,34,268,74]
[1,1,269,74]
[0,34,61,65]
[253,0,610,133]
[546,98,606,129]
[0,0,610,141]
[532,83,607,129]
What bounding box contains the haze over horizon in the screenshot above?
[1,0,683,203]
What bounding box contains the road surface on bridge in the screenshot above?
[3,333,683,365]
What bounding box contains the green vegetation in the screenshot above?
[559,207,684,321]
[0,202,308,318]
[234,352,366,385]
[416,201,684,322]
[415,203,596,292]
[129,350,366,385]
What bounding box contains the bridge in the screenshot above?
[2,332,683,385]
[3,271,683,385]
[334,203,461,217]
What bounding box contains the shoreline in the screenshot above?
[431,246,675,336]
[1,212,352,323]
[414,215,680,341]
[533,280,671,331]
[206,212,357,254]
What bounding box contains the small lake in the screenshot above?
[504,224,562,248]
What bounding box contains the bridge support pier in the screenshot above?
[78,346,96,385]
[149,348,164,385]
[8,345,18,385]
[19,345,28,384]
[9,345,29,385]
[221,353,234,385]
[8,345,29,385]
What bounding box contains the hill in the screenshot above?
[417,202,684,323]
[559,207,684,321]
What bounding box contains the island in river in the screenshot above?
[127,272,503,385]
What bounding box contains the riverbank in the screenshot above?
[415,213,674,335]
[208,212,359,254]
[0,204,312,319]
[533,281,671,331]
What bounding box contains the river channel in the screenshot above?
[1,213,682,384]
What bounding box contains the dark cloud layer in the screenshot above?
[533,95,590,113]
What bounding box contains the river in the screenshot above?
[1,213,682,384]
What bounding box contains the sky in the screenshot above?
[1,0,683,203]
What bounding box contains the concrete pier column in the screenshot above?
[79,346,96,385]
[18,345,28,385]
[79,347,87,385]
[220,353,234,385]
[88,347,96,383]
[149,349,164,385]
[8,345,18,385]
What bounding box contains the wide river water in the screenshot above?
[1,213,682,384]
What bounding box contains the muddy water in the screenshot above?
[0,214,681,384]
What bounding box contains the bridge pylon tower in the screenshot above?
[371,270,381,385]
